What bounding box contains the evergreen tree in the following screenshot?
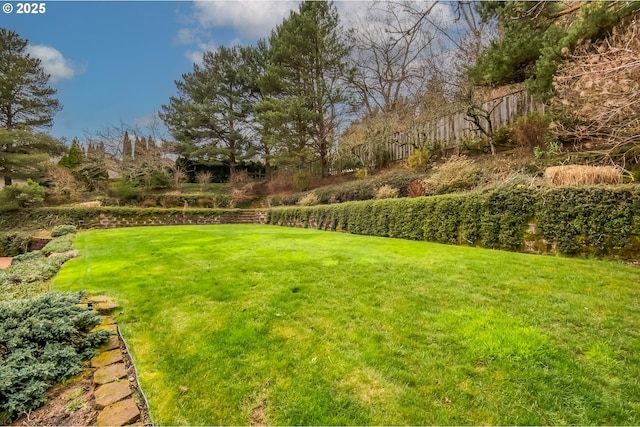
[243,40,276,179]
[259,0,352,177]
[470,1,640,99]
[161,45,254,180]
[122,131,132,162]
[58,138,84,169]
[0,129,64,183]
[0,29,63,184]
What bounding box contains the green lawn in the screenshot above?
[53,225,640,425]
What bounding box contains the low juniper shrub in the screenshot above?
[0,292,110,423]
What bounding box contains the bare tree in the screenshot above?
[348,1,439,116]
[83,121,173,188]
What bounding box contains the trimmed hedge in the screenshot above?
[267,185,640,258]
[0,207,266,232]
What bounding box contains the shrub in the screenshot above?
[354,169,368,180]
[196,171,213,192]
[267,171,293,193]
[370,169,422,197]
[406,149,431,172]
[407,180,425,198]
[0,292,109,423]
[544,165,622,186]
[492,126,513,148]
[148,171,171,190]
[51,224,77,238]
[423,156,481,195]
[41,234,75,256]
[141,198,157,208]
[0,251,75,301]
[172,168,188,190]
[45,168,84,203]
[197,197,215,208]
[293,171,313,192]
[512,113,551,155]
[110,180,143,203]
[0,232,32,257]
[298,193,320,206]
[0,179,46,209]
[230,188,247,208]
[159,195,180,208]
[375,185,399,199]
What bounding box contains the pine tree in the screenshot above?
[259,0,352,177]
[161,45,254,180]
[0,29,63,185]
[470,1,640,99]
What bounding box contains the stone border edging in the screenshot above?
[85,296,152,426]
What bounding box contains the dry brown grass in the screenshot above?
[267,171,293,193]
[544,165,622,186]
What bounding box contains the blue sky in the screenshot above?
[2,1,459,145]
[1,1,302,142]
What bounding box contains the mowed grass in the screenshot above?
[53,225,640,425]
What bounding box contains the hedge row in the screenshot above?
[267,185,640,258]
[0,207,266,234]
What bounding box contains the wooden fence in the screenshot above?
[299,89,544,175]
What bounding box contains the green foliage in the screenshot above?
[161,45,255,178]
[292,171,313,192]
[492,126,513,148]
[354,169,367,179]
[0,251,75,298]
[0,292,109,422]
[148,170,171,190]
[41,234,75,256]
[58,139,84,169]
[258,1,352,177]
[0,232,32,257]
[110,179,143,203]
[536,187,639,255]
[0,179,46,208]
[406,149,431,172]
[51,224,77,238]
[0,29,61,131]
[471,1,639,98]
[268,185,640,257]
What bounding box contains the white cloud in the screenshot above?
[193,1,299,39]
[26,45,84,83]
[184,39,218,65]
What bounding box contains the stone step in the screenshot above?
[95,381,132,410]
[99,335,121,352]
[96,398,140,426]
[94,302,120,314]
[91,349,124,368]
[94,363,127,385]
